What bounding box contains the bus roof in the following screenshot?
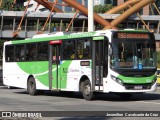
[4,29,152,45]
[9,31,97,44]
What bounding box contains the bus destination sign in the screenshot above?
[117,33,150,39]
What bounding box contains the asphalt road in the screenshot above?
[0,86,160,120]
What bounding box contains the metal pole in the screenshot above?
[13,18,15,31]
[88,0,94,32]
[60,19,63,32]
[88,0,95,91]
[0,16,3,37]
[25,19,27,38]
[82,20,85,32]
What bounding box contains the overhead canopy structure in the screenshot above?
[0,0,2,7]
[62,0,115,29]
[106,0,141,14]
[104,0,155,29]
[7,0,159,37]
[34,0,63,12]
[35,0,156,30]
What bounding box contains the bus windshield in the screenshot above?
[110,40,156,69]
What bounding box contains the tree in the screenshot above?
[93,4,114,30]
[94,4,104,13]
[94,4,114,13]
[102,4,114,13]
[0,0,24,11]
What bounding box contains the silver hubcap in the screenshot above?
[30,82,34,90]
[84,85,91,96]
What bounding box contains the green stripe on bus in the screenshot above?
[118,75,155,84]
[93,36,104,40]
[17,61,72,88]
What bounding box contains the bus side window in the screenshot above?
[62,40,75,59]
[84,45,91,59]
[26,43,37,61]
[77,41,83,59]
[37,42,48,61]
[5,45,14,62]
[77,39,91,59]
[20,46,25,61]
[15,45,25,61]
[69,46,75,59]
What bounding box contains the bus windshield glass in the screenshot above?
[111,32,156,69]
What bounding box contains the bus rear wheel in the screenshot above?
[81,80,95,101]
[27,77,37,96]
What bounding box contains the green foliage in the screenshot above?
[94,4,104,13]
[117,24,125,29]
[94,4,114,13]
[0,0,24,11]
[102,4,114,13]
[156,51,160,67]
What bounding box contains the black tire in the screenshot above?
[27,77,37,95]
[7,86,17,89]
[7,86,12,89]
[118,93,132,100]
[81,79,95,101]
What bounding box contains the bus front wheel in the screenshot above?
[81,80,95,101]
[27,77,37,96]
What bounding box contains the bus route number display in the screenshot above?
[118,33,149,39]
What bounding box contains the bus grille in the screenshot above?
[124,83,152,90]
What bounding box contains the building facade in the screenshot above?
[24,0,88,12]
[23,0,160,14]
[94,0,105,5]
[115,0,160,15]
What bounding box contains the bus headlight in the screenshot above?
[117,78,123,85]
[111,75,116,81]
[111,75,123,85]
[152,77,157,85]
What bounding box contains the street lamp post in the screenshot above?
[88,0,94,32]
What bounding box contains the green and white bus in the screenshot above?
[3,30,157,100]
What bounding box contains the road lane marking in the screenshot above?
[136,101,160,105]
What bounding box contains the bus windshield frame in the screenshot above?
[110,31,156,72]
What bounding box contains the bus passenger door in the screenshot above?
[92,37,108,91]
[49,40,62,90]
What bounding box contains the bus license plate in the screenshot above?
[134,86,142,90]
